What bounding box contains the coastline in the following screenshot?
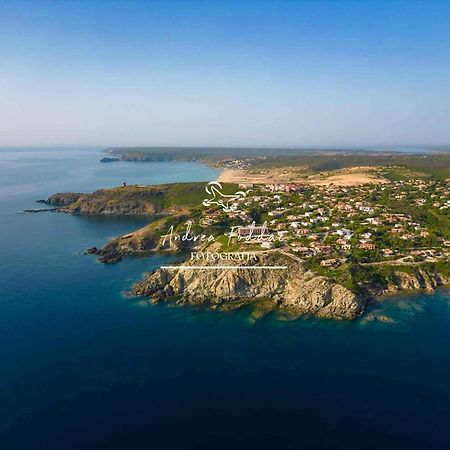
[131,249,450,319]
[32,154,450,321]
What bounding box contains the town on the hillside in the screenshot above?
[199,175,450,271]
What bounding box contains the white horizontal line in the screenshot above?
[161,265,288,270]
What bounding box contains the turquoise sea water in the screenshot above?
[0,148,450,449]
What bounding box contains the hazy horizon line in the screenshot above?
[1,143,449,151]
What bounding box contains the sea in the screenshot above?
[0,148,449,450]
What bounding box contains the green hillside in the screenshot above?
[56,182,238,214]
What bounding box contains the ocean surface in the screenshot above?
[0,148,450,450]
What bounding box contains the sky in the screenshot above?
[1,0,450,148]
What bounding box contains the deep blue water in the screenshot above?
[0,148,450,449]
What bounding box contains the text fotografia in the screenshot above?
[190,252,258,262]
[160,221,284,247]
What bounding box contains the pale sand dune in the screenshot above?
[217,169,269,184]
[307,173,387,186]
[218,167,387,186]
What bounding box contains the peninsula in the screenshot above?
[42,150,450,320]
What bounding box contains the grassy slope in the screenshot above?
[64,182,238,213]
[249,154,450,179]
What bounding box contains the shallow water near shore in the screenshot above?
[1,148,450,449]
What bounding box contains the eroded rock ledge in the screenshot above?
[132,253,366,320]
[374,269,450,296]
[132,253,450,320]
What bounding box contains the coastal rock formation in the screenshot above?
[94,214,191,263]
[61,189,161,215]
[40,192,83,206]
[132,253,366,320]
[100,156,120,163]
[43,183,209,215]
[386,269,450,294]
[99,233,158,260]
[132,253,450,319]
[358,267,450,302]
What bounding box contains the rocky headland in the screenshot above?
[36,183,224,262]
[38,192,83,206]
[367,268,450,297]
[132,253,365,319]
[130,252,449,320]
[38,183,209,215]
[92,214,191,263]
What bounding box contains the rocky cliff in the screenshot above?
[40,192,83,206]
[61,188,162,215]
[132,253,366,320]
[132,253,450,319]
[381,268,450,295]
[93,214,192,263]
[43,183,210,215]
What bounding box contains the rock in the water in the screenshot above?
[22,207,58,213]
[98,254,123,264]
[100,156,120,163]
[362,312,396,324]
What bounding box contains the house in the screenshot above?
[311,243,333,253]
[360,242,376,250]
[339,242,352,250]
[366,217,381,225]
[320,258,339,267]
[238,226,267,237]
[291,245,311,255]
